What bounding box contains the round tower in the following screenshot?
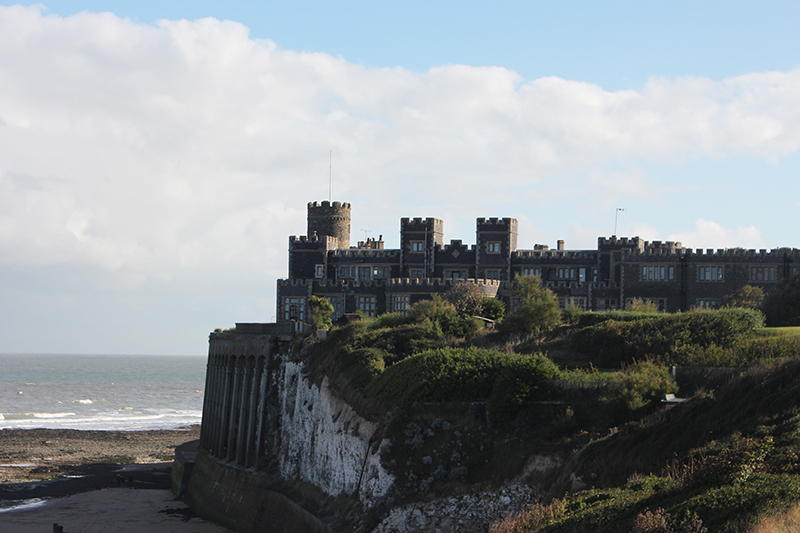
[307,200,351,249]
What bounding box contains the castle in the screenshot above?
[277,200,800,320]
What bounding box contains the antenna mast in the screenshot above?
[614,208,625,236]
[329,150,332,202]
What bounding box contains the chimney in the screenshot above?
[557,240,565,251]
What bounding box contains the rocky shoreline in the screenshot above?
[0,426,200,495]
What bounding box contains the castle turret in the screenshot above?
[307,201,351,249]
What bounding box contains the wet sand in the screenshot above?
[0,426,232,532]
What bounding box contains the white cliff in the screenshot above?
[277,360,395,507]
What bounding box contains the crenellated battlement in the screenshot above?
[685,247,798,258]
[514,250,596,259]
[308,200,351,209]
[330,249,400,258]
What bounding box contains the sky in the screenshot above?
[0,1,799,355]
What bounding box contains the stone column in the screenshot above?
[199,355,215,450]
[254,355,270,470]
[216,359,232,459]
[209,356,223,456]
[245,358,260,467]
[236,362,252,465]
[226,361,241,462]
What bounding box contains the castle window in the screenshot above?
[358,266,371,281]
[357,295,377,317]
[409,269,424,279]
[669,266,674,280]
[338,265,356,279]
[445,269,467,280]
[485,269,500,280]
[373,266,390,278]
[282,297,306,321]
[487,242,501,254]
[391,294,410,314]
[411,241,424,252]
[579,268,586,283]
[522,267,541,277]
[696,299,720,309]
[315,264,325,279]
[641,264,667,281]
[750,266,777,282]
[698,265,724,282]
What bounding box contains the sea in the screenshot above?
[0,353,207,431]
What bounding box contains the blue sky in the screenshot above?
[0,1,798,355]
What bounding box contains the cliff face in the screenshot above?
[277,360,394,507]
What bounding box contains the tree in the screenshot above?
[308,295,334,330]
[762,275,800,326]
[481,297,505,321]
[722,285,764,310]
[444,281,484,316]
[499,274,561,336]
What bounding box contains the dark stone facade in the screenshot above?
[277,201,800,321]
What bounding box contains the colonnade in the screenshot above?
[199,344,274,469]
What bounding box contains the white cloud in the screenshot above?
[0,6,798,352]
[667,219,766,250]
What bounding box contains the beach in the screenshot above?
[0,426,233,532]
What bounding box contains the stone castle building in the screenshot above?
[276,200,800,322]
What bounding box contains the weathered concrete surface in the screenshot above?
[184,449,333,533]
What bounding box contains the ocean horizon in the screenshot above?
[0,353,206,431]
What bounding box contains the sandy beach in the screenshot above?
[0,426,233,532]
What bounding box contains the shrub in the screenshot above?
[364,347,560,409]
[723,285,765,310]
[763,275,800,326]
[308,295,334,330]
[481,297,506,321]
[603,361,678,414]
[500,275,561,336]
[444,282,484,316]
[488,353,562,424]
[573,309,765,366]
[576,311,661,328]
[406,295,482,339]
[626,298,661,313]
[562,302,583,325]
[631,508,707,533]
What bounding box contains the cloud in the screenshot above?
[0,6,798,352]
[667,219,766,250]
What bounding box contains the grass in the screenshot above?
[753,326,800,338]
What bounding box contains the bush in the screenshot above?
[723,285,765,310]
[499,275,561,336]
[576,311,661,328]
[488,353,562,424]
[626,298,661,313]
[444,282,484,316]
[481,297,506,321]
[603,361,678,414]
[572,309,765,366]
[364,347,560,410]
[763,275,800,326]
[562,302,583,325]
[406,295,482,339]
[308,295,334,330]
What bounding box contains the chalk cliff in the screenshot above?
[277,360,394,507]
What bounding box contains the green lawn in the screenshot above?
[753,326,800,338]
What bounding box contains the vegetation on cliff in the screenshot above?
[303,279,800,532]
